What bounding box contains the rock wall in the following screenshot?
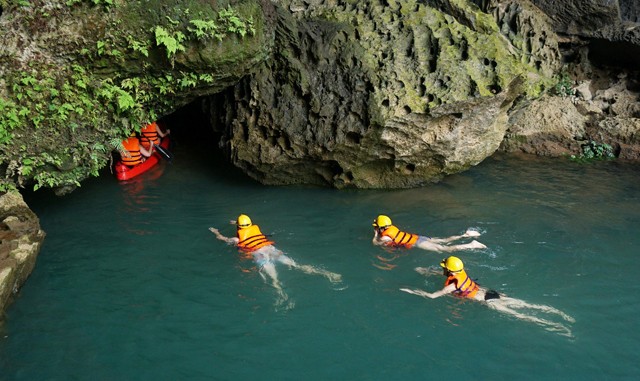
[501,0,640,159]
[0,191,45,319]
[205,0,640,181]
[210,0,560,188]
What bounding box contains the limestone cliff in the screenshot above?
[209,0,561,188]
[501,0,640,159]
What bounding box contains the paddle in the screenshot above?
[152,142,174,163]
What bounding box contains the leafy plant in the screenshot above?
[570,141,615,162]
[218,6,255,38]
[188,19,221,41]
[553,72,575,98]
[154,26,186,61]
[126,36,150,57]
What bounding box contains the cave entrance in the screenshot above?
[160,98,218,155]
[588,39,640,70]
[157,96,235,171]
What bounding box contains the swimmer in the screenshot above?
[400,256,575,336]
[372,215,487,252]
[209,214,342,305]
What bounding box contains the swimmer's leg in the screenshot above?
[279,255,342,283]
[259,262,288,302]
[486,300,573,336]
[498,296,575,322]
[428,229,481,244]
[415,239,487,252]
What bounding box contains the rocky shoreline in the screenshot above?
[0,192,45,320]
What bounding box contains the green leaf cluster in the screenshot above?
[154,5,256,63]
[552,72,576,98]
[570,141,615,162]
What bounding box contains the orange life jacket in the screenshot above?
[237,225,274,252]
[444,270,479,299]
[121,137,143,166]
[380,225,419,248]
[140,122,160,149]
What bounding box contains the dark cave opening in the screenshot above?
[588,39,640,70]
[159,96,237,167]
[160,98,216,151]
[155,96,257,182]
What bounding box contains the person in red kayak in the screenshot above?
[209,214,342,306]
[372,215,486,252]
[140,121,170,151]
[120,132,153,166]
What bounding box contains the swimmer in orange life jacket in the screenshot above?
[400,256,576,337]
[121,132,153,166]
[372,215,487,252]
[209,214,342,305]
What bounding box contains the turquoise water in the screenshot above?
[2,141,640,380]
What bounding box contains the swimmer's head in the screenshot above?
[237,214,252,228]
[440,256,464,273]
[373,215,392,229]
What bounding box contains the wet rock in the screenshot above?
[212,0,558,188]
[0,192,45,318]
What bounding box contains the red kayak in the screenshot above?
[114,138,171,181]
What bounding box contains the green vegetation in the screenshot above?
[570,141,615,162]
[65,0,113,6]
[0,1,258,193]
[154,6,255,65]
[552,72,576,98]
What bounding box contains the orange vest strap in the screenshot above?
[237,225,274,252]
[121,137,142,166]
[382,225,418,248]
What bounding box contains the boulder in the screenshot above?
[0,192,45,318]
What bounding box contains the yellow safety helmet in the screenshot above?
[373,215,392,228]
[237,214,252,228]
[440,256,464,272]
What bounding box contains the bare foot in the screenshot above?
[465,229,481,238]
[469,240,487,250]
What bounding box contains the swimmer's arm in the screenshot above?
[415,267,441,276]
[400,284,456,299]
[372,231,391,246]
[209,227,239,245]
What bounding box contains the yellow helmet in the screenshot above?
[237,214,252,228]
[373,215,392,228]
[440,256,464,272]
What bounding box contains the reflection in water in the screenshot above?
[117,163,165,235]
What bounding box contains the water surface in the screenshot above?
[1,144,639,380]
